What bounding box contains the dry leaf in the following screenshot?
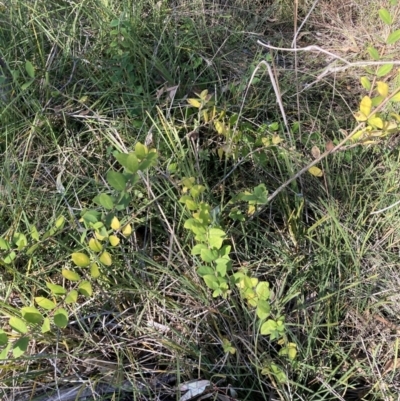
[311,145,321,159]
[325,141,334,151]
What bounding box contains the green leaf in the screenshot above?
[25,60,35,78]
[107,170,127,191]
[134,142,148,159]
[0,343,11,360]
[78,281,93,297]
[197,266,215,276]
[229,209,245,222]
[256,300,271,320]
[9,317,28,334]
[379,8,392,25]
[65,290,78,304]
[55,215,65,229]
[21,79,34,90]
[21,307,43,324]
[215,258,231,277]
[0,329,8,346]
[90,262,100,278]
[13,232,27,249]
[260,319,278,335]
[109,235,120,246]
[12,337,29,358]
[71,252,91,267]
[256,282,270,301]
[54,308,68,328]
[387,29,400,45]
[179,195,198,211]
[367,46,380,60]
[41,317,51,333]
[203,275,219,290]
[46,283,67,296]
[99,251,112,266]
[26,243,40,255]
[62,269,81,282]
[360,76,371,90]
[138,152,157,171]
[253,184,268,204]
[3,251,16,264]
[125,153,139,173]
[191,244,208,255]
[81,210,100,224]
[30,225,40,241]
[200,248,218,263]
[0,238,10,250]
[93,193,114,210]
[35,296,56,310]
[376,64,393,77]
[88,238,103,252]
[208,228,226,249]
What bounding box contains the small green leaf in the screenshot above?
[138,152,157,170]
[41,317,51,333]
[54,308,69,328]
[21,306,43,324]
[125,153,139,173]
[367,46,380,60]
[208,228,226,249]
[78,281,93,297]
[200,248,218,263]
[109,235,120,246]
[106,170,127,191]
[13,232,27,249]
[0,238,10,250]
[21,79,34,90]
[12,337,29,358]
[256,282,270,301]
[0,343,11,360]
[360,76,371,90]
[90,262,100,278]
[99,251,112,266]
[62,269,81,282]
[256,300,271,320]
[35,296,56,310]
[88,238,103,252]
[229,209,245,222]
[260,319,277,335]
[376,64,393,77]
[65,290,78,304]
[134,142,148,159]
[387,29,400,45]
[30,225,40,241]
[9,317,28,334]
[81,210,100,224]
[93,193,114,210]
[191,244,208,255]
[0,329,8,346]
[197,265,215,276]
[45,283,67,296]
[203,275,220,290]
[3,251,16,264]
[55,215,65,229]
[25,60,35,78]
[379,8,392,25]
[71,252,91,267]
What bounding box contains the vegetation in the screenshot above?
[1,0,400,400]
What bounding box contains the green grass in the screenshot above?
[1,0,400,400]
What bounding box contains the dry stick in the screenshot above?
[250,86,400,218]
[257,41,400,89]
